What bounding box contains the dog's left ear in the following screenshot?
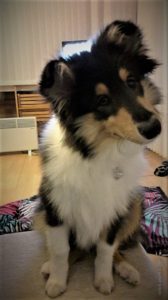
[93,20,145,54]
[39,59,74,101]
[39,59,75,118]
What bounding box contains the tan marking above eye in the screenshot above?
[95,83,109,95]
[119,68,129,81]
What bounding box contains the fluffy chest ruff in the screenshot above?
[41,117,146,248]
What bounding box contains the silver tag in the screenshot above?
[112,166,124,180]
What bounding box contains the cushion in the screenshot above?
[0,231,167,300]
[141,187,168,255]
[0,196,40,234]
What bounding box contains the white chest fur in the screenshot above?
[42,118,146,248]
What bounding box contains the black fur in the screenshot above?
[39,179,63,227]
[113,20,141,36]
[107,217,124,245]
[39,20,160,158]
[94,20,144,53]
[40,144,56,164]
[65,132,94,158]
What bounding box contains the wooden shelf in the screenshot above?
[17,92,51,122]
[0,85,52,125]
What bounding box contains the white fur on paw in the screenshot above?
[41,261,50,278]
[94,277,114,295]
[45,277,66,298]
[115,261,140,286]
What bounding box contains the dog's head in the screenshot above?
[40,20,162,157]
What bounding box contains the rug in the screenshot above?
[0,187,168,255]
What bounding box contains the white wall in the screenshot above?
[163,0,168,158]
[137,0,168,157]
[0,0,136,85]
[0,0,91,85]
[0,0,167,156]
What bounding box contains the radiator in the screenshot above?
[0,117,38,153]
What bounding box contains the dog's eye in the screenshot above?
[126,76,137,89]
[96,95,110,106]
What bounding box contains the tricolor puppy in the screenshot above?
[38,20,162,297]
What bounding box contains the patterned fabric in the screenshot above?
[0,188,168,255]
[141,187,168,255]
[0,196,39,234]
[154,160,168,177]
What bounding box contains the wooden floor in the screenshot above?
[0,148,167,205]
[0,151,42,205]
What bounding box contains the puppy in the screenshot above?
[38,20,162,297]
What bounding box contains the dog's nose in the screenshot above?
[138,118,161,140]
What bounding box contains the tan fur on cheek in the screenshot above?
[75,114,105,145]
[75,114,122,153]
[103,108,142,143]
[138,96,161,119]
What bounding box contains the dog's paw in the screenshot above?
[45,277,66,298]
[115,261,140,286]
[94,277,114,295]
[41,261,50,278]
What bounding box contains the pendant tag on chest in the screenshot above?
[112,166,124,180]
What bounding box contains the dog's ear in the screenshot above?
[39,59,74,114]
[136,54,159,75]
[93,20,145,54]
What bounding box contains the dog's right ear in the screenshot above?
[39,59,74,111]
[93,20,145,54]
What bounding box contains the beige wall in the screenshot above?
[0,0,167,156]
[137,0,168,157]
[0,0,168,157]
[0,0,136,85]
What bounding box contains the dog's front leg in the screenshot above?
[43,225,70,298]
[94,239,119,295]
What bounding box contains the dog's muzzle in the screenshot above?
[138,117,161,140]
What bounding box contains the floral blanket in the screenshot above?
[0,196,40,234]
[141,187,168,255]
[0,187,168,255]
